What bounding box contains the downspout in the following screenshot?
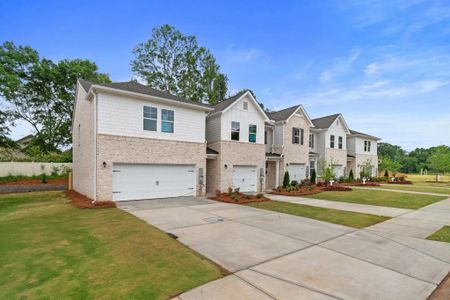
[92,91,98,203]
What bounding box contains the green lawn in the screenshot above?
[304,189,447,209]
[246,200,389,228]
[427,226,450,243]
[372,184,450,195]
[0,191,224,299]
[407,174,450,186]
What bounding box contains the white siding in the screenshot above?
[220,94,266,144]
[326,117,348,150]
[274,124,284,146]
[72,82,96,199]
[97,93,206,143]
[265,127,274,153]
[347,137,356,155]
[309,132,318,152]
[206,114,221,142]
[354,136,378,155]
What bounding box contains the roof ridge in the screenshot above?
[311,113,340,121]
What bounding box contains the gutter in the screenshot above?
[92,92,98,203]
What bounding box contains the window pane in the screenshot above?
[249,125,257,134]
[162,121,173,133]
[162,109,174,121]
[144,106,157,119]
[232,121,240,131]
[231,131,240,141]
[144,119,157,131]
[249,134,256,143]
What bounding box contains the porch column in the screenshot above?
[275,160,280,188]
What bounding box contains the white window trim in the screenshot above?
[161,109,174,133]
[143,106,157,131]
[249,124,257,143]
[231,121,240,141]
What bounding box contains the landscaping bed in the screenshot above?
[323,185,352,191]
[210,191,268,204]
[386,180,413,184]
[343,182,380,187]
[270,183,351,196]
[0,177,67,185]
[65,190,116,209]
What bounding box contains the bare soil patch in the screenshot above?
[65,190,116,209]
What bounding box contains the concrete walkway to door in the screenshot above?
[118,197,450,300]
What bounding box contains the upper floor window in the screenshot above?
[330,135,335,148]
[243,101,248,110]
[143,106,157,131]
[231,121,240,141]
[249,125,257,143]
[364,140,371,152]
[292,128,304,144]
[309,133,314,148]
[161,109,174,133]
[338,136,343,149]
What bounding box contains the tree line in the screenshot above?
[0,24,234,160]
[378,143,450,174]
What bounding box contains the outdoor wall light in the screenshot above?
[224,164,228,169]
[102,161,107,168]
[286,163,289,166]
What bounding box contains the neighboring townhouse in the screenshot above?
[205,91,269,193]
[347,129,380,178]
[265,105,314,189]
[72,79,212,201]
[310,114,351,178]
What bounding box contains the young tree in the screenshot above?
[310,169,316,183]
[428,146,450,175]
[283,171,290,188]
[131,24,228,104]
[0,110,15,148]
[0,41,110,152]
[349,169,354,181]
[378,155,401,175]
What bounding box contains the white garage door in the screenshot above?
[112,164,196,201]
[334,165,344,179]
[288,164,306,182]
[232,166,257,192]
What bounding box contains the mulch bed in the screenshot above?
[343,182,380,187]
[209,192,269,204]
[0,178,67,186]
[323,185,352,191]
[65,190,116,209]
[270,187,323,196]
[386,180,413,185]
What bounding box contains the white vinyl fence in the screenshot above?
[0,162,72,177]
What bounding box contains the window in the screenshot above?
[243,101,248,110]
[364,140,371,152]
[249,125,257,142]
[161,109,174,133]
[310,160,315,174]
[309,133,314,148]
[231,121,240,141]
[143,106,157,131]
[330,135,335,148]
[338,136,343,149]
[292,128,300,144]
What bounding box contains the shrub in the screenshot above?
[399,176,405,181]
[291,180,298,187]
[310,169,316,183]
[283,171,290,188]
[215,189,221,196]
[245,195,251,199]
[316,181,324,187]
[230,193,241,201]
[227,187,233,195]
[234,187,240,193]
[384,170,389,178]
[349,169,354,181]
[41,173,47,184]
[276,186,283,192]
[256,193,264,199]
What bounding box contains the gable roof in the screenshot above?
[349,129,381,141]
[267,105,300,121]
[311,113,341,129]
[211,91,247,113]
[79,79,212,109]
[210,91,269,120]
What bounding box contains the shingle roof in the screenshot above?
[267,105,301,122]
[311,113,341,129]
[211,91,247,113]
[266,152,281,157]
[349,129,381,140]
[79,79,211,108]
[207,147,219,155]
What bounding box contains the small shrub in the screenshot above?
[349,169,354,181]
[234,187,240,193]
[283,171,290,188]
[310,169,316,183]
[399,176,405,181]
[290,180,298,187]
[41,173,48,184]
[245,194,251,199]
[230,193,241,201]
[307,186,314,191]
[227,187,233,195]
[276,186,283,192]
[384,170,389,178]
[316,181,324,187]
[256,193,264,199]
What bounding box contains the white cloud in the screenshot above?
[319,49,361,82]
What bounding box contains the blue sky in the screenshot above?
[1,0,450,150]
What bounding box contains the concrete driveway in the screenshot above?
[118,197,450,300]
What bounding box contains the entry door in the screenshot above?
[288,164,306,182]
[112,164,196,201]
[232,166,257,192]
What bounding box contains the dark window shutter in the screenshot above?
[301,129,304,145]
[292,128,295,143]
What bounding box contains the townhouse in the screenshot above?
[72,79,380,201]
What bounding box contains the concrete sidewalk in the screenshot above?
[266,194,412,217]
[121,197,450,300]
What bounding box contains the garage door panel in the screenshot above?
[288,164,306,182]
[112,164,195,201]
[233,166,257,192]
